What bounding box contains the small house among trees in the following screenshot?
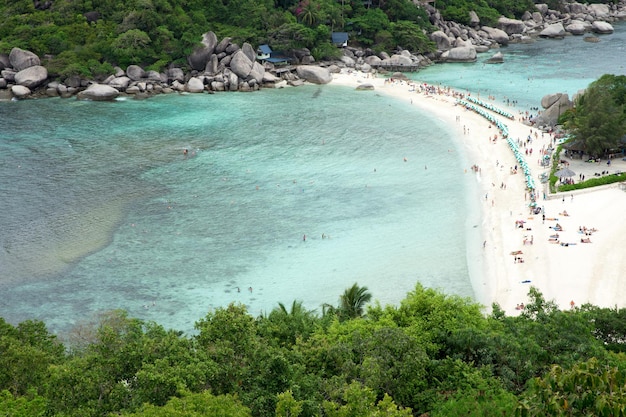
[256,45,291,65]
[331,32,349,47]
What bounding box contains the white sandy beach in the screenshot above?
[332,70,626,315]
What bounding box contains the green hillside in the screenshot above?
[0,0,542,78]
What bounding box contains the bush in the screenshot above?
[311,42,342,61]
[557,172,626,192]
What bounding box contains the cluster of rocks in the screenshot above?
[426,1,626,63]
[330,47,433,75]
[328,2,626,74]
[0,49,49,98]
[0,32,337,101]
[2,2,625,100]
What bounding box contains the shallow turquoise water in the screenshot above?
[0,87,475,334]
[1,23,624,335]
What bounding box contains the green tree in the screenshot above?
[276,389,303,417]
[258,300,319,347]
[0,389,46,417]
[112,29,153,66]
[120,390,252,416]
[0,319,64,396]
[582,305,626,353]
[391,20,436,53]
[323,381,412,416]
[568,74,626,157]
[338,283,372,320]
[517,357,626,416]
[348,8,390,46]
[195,303,258,394]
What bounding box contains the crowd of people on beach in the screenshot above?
[376,75,615,314]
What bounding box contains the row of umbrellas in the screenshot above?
[458,99,537,193]
[464,95,515,120]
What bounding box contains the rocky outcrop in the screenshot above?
[468,11,480,27]
[230,50,255,80]
[534,93,572,127]
[430,30,452,51]
[4,0,626,100]
[295,65,332,84]
[188,31,218,71]
[421,0,626,61]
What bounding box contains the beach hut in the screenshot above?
[331,32,349,47]
[256,45,291,65]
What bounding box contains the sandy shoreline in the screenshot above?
[332,70,626,315]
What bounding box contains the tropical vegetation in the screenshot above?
[561,74,626,158]
[0,0,569,79]
[4,283,626,416]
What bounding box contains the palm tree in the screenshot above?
[266,300,316,345]
[339,283,372,320]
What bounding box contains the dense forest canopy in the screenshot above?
[0,0,591,79]
[4,284,626,416]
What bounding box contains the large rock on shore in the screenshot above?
[188,31,218,71]
[481,26,509,45]
[186,77,205,93]
[230,50,254,80]
[76,83,120,101]
[540,23,566,38]
[295,65,332,84]
[535,93,572,127]
[109,76,131,90]
[248,62,265,84]
[566,21,589,35]
[241,43,256,62]
[9,47,40,71]
[592,21,614,34]
[430,30,452,51]
[126,65,146,81]
[468,11,480,27]
[364,55,382,66]
[388,54,413,66]
[497,17,526,35]
[11,85,31,98]
[442,46,476,62]
[14,65,48,88]
[589,3,610,19]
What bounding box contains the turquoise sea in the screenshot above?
[1,24,625,336]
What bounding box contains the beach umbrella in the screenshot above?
[555,167,576,177]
